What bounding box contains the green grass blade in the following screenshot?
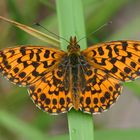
[0,110,46,140]
[56,0,94,140]
[0,16,60,47]
[56,0,87,50]
[68,110,94,140]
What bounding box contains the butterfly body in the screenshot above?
[58,36,86,110]
[68,53,80,110]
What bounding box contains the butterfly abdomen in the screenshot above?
[69,53,81,110]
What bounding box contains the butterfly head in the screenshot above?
[67,36,80,54]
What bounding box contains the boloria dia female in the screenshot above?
[0,16,140,114]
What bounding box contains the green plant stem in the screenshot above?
[56,0,94,140]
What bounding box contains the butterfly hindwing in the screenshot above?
[79,61,122,114]
[0,46,66,86]
[81,41,140,82]
[28,62,73,114]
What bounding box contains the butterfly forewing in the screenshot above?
[81,41,140,82]
[0,46,66,86]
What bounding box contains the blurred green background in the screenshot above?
[0,0,140,140]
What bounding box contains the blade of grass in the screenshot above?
[0,16,60,47]
[56,1,94,140]
[0,111,69,140]
[0,110,46,140]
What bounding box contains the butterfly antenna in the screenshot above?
[35,23,70,44]
[77,21,112,43]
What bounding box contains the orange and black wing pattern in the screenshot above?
[79,66,122,114]
[0,46,74,114]
[29,61,73,114]
[80,40,140,113]
[0,46,66,86]
[82,41,140,82]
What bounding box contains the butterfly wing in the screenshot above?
[0,46,66,86]
[79,68,122,114]
[28,60,73,114]
[81,41,140,81]
[80,40,140,113]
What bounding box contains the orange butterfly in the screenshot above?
[0,16,140,114]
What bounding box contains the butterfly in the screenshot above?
[0,16,140,115]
